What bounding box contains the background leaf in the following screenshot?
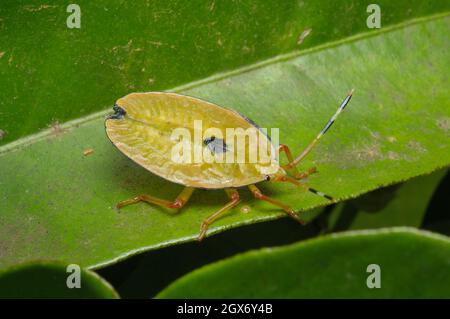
[98,208,325,298]
[0,261,118,298]
[325,169,448,232]
[157,228,450,298]
[1,0,448,144]
[0,9,449,270]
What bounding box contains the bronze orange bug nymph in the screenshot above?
[105,90,354,240]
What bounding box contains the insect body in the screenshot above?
[105,91,353,240]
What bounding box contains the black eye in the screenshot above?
[265,175,271,181]
[108,104,126,120]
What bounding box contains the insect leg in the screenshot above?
[279,144,301,175]
[285,90,354,170]
[272,175,334,201]
[279,144,317,179]
[198,189,240,241]
[116,187,195,210]
[248,184,305,224]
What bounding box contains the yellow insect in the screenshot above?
[105,91,353,240]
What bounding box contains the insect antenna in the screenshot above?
[307,187,334,201]
[286,89,354,169]
[273,175,334,201]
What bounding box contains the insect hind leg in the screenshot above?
[198,189,240,241]
[116,187,195,210]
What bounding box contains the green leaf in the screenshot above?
[156,228,450,298]
[327,169,448,231]
[101,210,324,298]
[1,14,449,270]
[1,0,448,144]
[0,261,119,298]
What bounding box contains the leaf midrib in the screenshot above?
[1,11,448,157]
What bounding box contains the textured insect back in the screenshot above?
[105,92,279,189]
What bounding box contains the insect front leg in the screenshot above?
[198,188,240,241]
[248,184,305,224]
[279,144,317,179]
[116,187,195,210]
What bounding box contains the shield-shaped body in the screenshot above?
[105,92,282,189]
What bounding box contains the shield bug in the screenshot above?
[105,91,353,240]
